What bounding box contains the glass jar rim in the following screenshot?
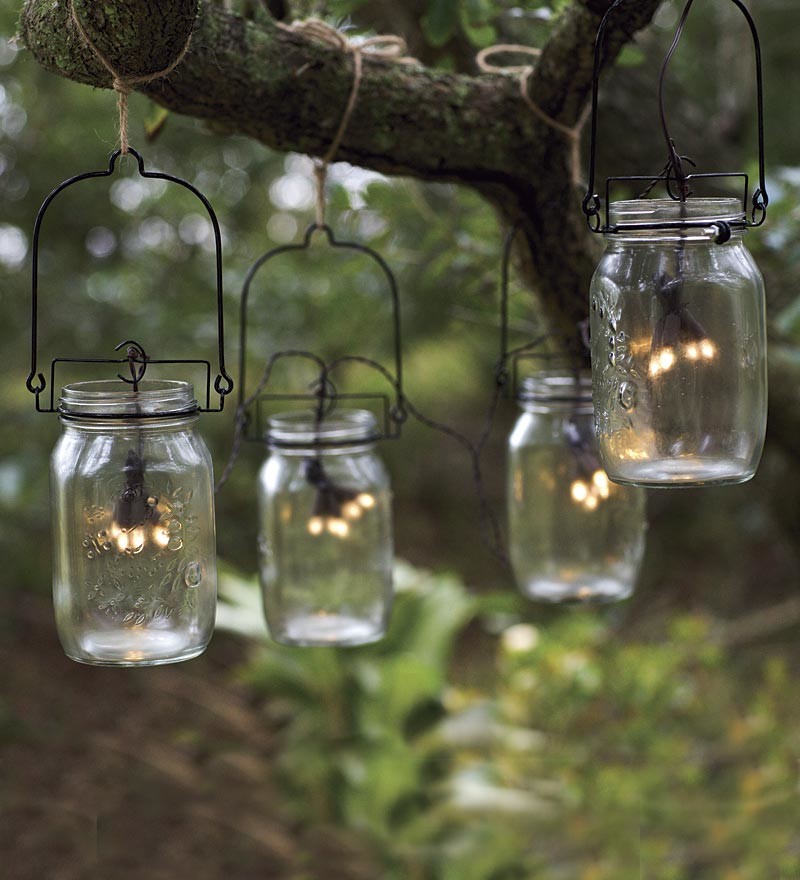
[267,408,379,447]
[608,197,745,227]
[59,380,198,418]
[518,371,593,404]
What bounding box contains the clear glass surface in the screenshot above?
[51,381,217,666]
[258,410,393,646]
[590,198,767,487]
[508,374,647,603]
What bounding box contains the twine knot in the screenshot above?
[112,77,132,96]
[70,0,193,154]
[279,18,417,227]
[476,44,589,188]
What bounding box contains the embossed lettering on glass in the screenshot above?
[508,373,647,603]
[258,410,393,646]
[590,199,767,487]
[51,381,217,665]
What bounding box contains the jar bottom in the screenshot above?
[605,455,756,488]
[64,629,209,667]
[271,612,386,647]
[519,574,633,605]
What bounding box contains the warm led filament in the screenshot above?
[108,517,170,554]
[109,449,169,554]
[304,458,375,539]
[564,420,612,513]
[570,468,612,512]
[649,338,716,377]
[648,276,718,378]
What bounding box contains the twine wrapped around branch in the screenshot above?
[476,44,589,188]
[278,18,417,226]
[69,0,193,154]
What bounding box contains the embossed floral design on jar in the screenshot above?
[258,410,393,646]
[51,381,217,666]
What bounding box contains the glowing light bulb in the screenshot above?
[584,494,599,512]
[684,343,699,360]
[112,525,128,553]
[327,518,350,538]
[699,339,716,360]
[307,516,325,536]
[153,526,170,549]
[649,347,676,376]
[571,480,589,503]
[112,525,148,554]
[341,500,363,520]
[357,492,376,509]
[592,469,611,499]
[658,348,676,371]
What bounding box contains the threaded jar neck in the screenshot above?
[518,372,593,415]
[606,197,746,243]
[267,409,380,452]
[59,380,199,421]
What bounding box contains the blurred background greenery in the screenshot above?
[1,1,799,877]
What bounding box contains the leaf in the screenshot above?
[617,44,646,68]
[459,0,497,48]
[422,0,460,48]
[144,105,170,144]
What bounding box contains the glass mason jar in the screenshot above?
[258,409,393,646]
[51,381,217,666]
[590,198,767,487]
[507,373,647,603]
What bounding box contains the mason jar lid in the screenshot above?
[518,371,592,404]
[608,197,745,229]
[267,409,380,449]
[59,380,199,419]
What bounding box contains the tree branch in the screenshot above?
[18,0,659,338]
[17,0,799,458]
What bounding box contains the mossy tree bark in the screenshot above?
[18,0,661,337]
[18,0,800,460]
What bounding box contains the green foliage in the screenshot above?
[219,562,475,863]
[750,168,800,340]
[420,0,496,50]
[422,0,461,48]
[492,614,800,877]
[458,0,496,48]
[220,561,800,878]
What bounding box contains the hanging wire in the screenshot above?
[582,0,769,236]
[220,221,594,570]
[216,347,512,568]
[217,219,545,568]
[27,148,234,415]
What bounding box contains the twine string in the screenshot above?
[476,44,590,187]
[279,18,416,226]
[69,0,193,154]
